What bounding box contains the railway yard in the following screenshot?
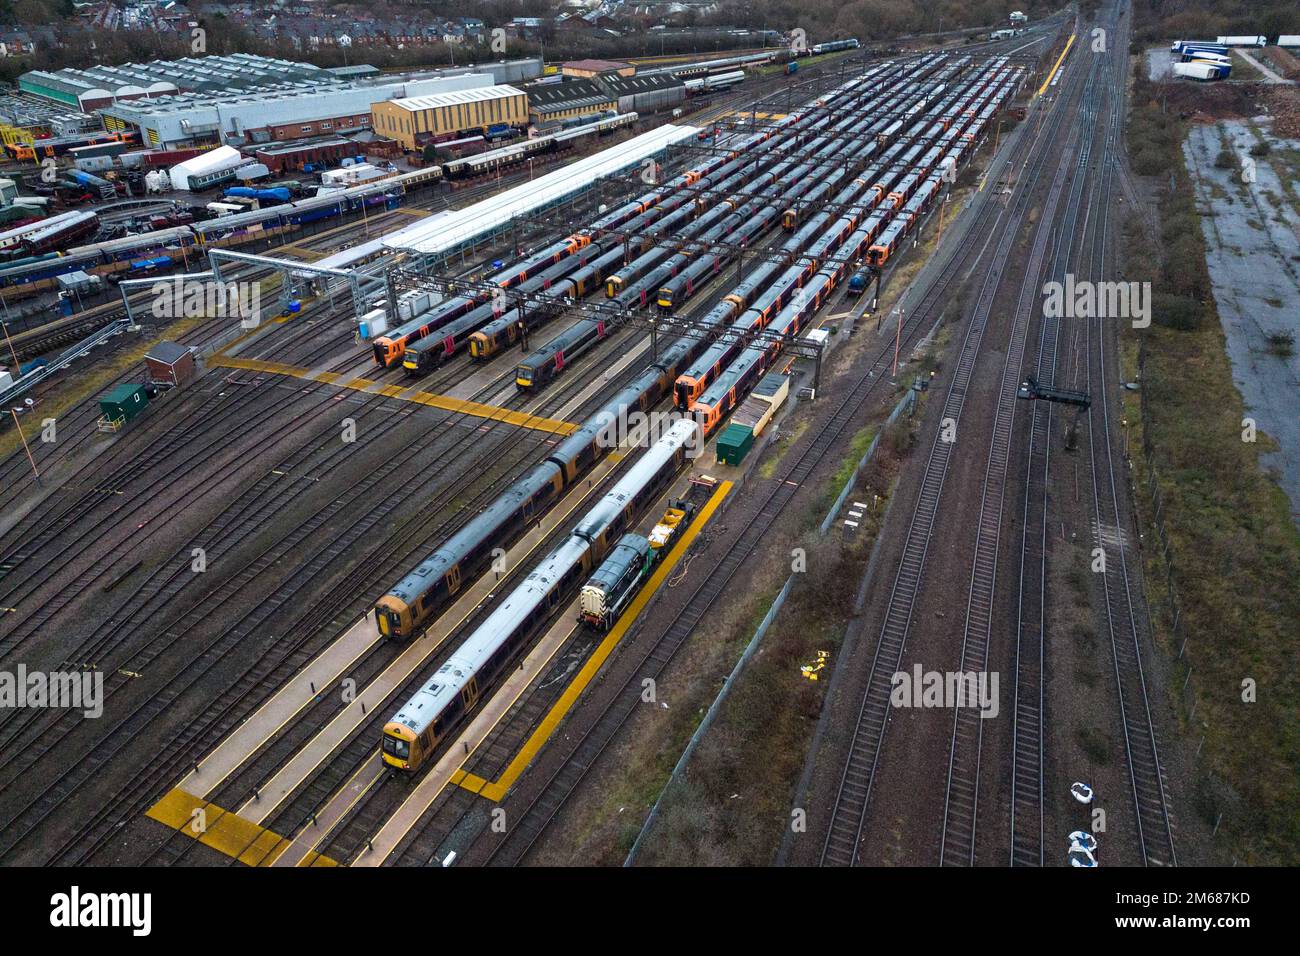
[0,0,1292,905]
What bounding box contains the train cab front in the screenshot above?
[402,347,432,377]
[381,723,416,772]
[468,332,491,360]
[374,596,409,640]
[372,338,399,368]
[674,376,699,410]
[515,363,536,390]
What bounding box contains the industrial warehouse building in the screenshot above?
[371,86,529,151]
[525,79,618,126]
[562,59,635,79]
[99,74,495,149]
[13,55,543,152]
[593,73,686,115]
[0,94,99,148]
[20,55,338,112]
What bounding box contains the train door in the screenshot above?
[461,677,480,709]
[445,565,461,596]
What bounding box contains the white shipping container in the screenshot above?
[1173,61,1224,81]
[74,156,116,173]
[1277,36,1300,48]
[358,306,389,339]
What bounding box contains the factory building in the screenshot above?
[592,73,686,115]
[371,85,529,151]
[19,55,334,112]
[562,59,635,79]
[99,74,494,150]
[0,95,99,148]
[525,79,618,126]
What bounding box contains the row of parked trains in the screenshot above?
[638,38,862,82]
[383,55,1019,415]
[377,53,1023,772]
[0,112,648,299]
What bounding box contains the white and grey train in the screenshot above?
[381,418,700,772]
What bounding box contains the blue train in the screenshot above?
[0,182,406,297]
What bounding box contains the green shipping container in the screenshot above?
[716,422,755,466]
[99,382,150,427]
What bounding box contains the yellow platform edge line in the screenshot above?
[145,787,339,867]
[460,479,733,802]
[1037,33,1075,98]
[207,355,578,435]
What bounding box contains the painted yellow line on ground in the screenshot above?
[145,788,338,866]
[456,479,733,801]
[206,355,578,435]
[1037,33,1075,97]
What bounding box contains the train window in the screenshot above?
[383,736,409,759]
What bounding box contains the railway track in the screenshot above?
[1075,6,1177,867]
[10,264,686,868]
[132,335,657,868]
[816,39,1087,868]
[468,67,1047,868]
[940,49,1112,868]
[1007,9,1125,868]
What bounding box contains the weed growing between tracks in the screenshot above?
[1123,75,1300,865]
[630,414,921,866]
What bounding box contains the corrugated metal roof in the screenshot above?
[385,84,525,112]
[384,124,698,257]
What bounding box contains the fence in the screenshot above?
[1134,344,1202,725]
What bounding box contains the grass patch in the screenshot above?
[0,313,212,465]
[632,411,921,865]
[1265,331,1294,357]
[757,417,809,480]
[1124,61,1300,865]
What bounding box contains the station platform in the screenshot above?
[357,478,731,864]
[144,444,643,864]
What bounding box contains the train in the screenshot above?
[579,500,693,629]
[0,180,408,296]
[0,210,99,260]
[372,67,908,641]
[4,130,139,164]
[811,38,861,55]
[381,419,700,772]
[441,113,637,182]
[0,114,636,300]
[683,70,747,94]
